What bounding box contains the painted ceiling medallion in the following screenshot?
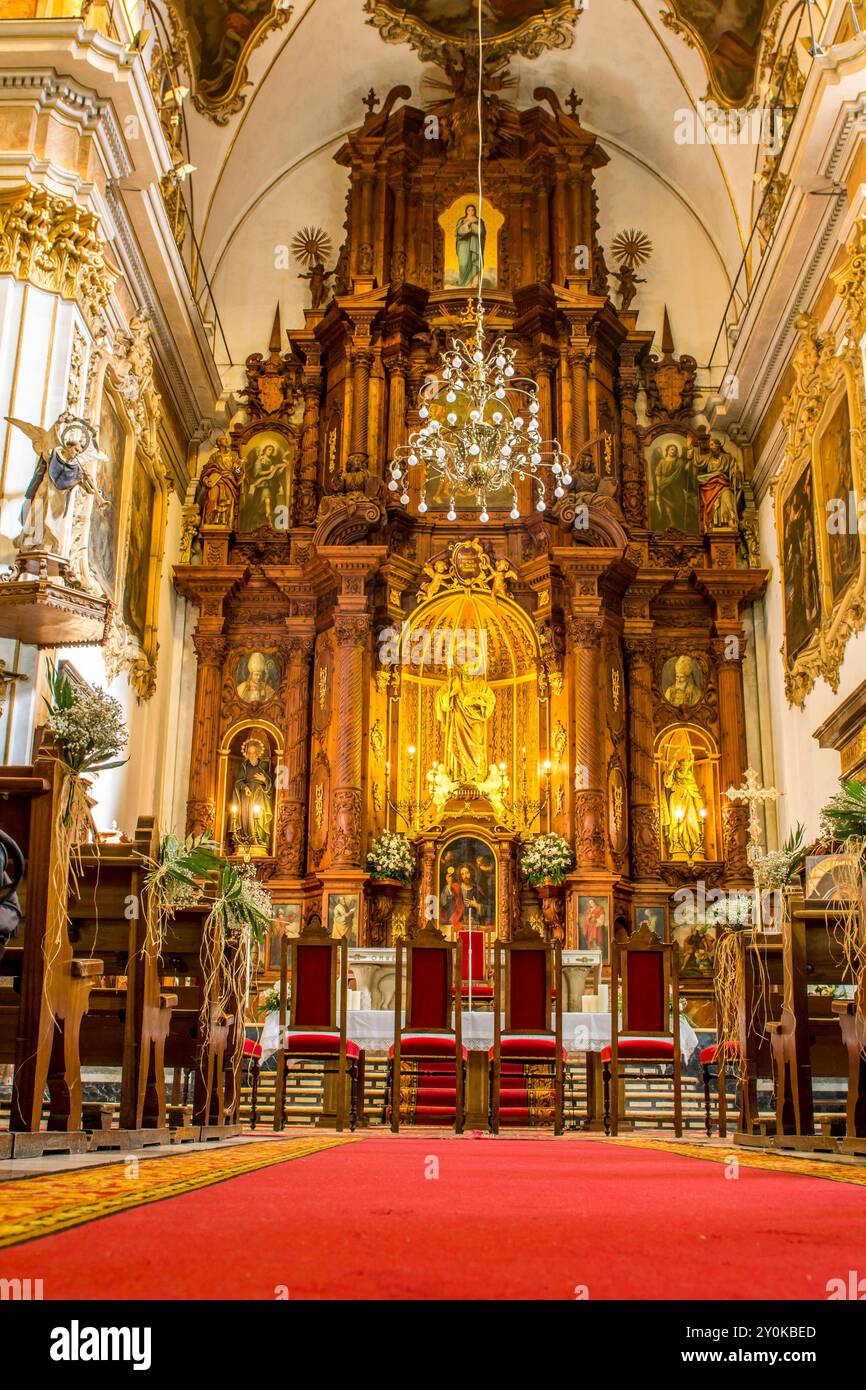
[364,1,583,62]
[660,0,776,107]
[168,2,294,124]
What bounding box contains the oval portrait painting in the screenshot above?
[235,651,280,705]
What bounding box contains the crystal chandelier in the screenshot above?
[388,305,573,522]
[386,0,573,525]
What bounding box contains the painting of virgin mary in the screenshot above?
[455,204,486,288]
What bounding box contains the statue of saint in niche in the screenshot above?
[198,435,242,528]
[435,661,495,785]
[698,437,744,531]
[229,735,273,855]
[660,730,706,861]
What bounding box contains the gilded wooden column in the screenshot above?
[186,633,226,837]
[331,614,371,868]
[296,370,321,525]
[569,334,590,457]
[568,173,584,264]
[386,356,407,458]
[624,635,660,879]
[570,615,606,868]
[275,634,315,877]
[713,636,751,879]
[619,341,648,529]
[418,838,437,933]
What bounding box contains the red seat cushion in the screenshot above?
[285,1031,360,1058]
[488,1035,566,1060]
[700,1041,741,1065]
[456,982,494,997]
[243,1038,262,1058]
[390,1034,468,1058]
[601,1038,675,1061]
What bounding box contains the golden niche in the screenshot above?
[655,725,720,864]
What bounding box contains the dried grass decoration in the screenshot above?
[42,661,127,1019]
[141,832,223,958]
[201,861,273,1098]
[819,781,866,1045]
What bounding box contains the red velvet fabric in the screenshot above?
[409,948,450,1029]
[601,1038,674,1060]
[457,982,493,997]
[458,930,487,983]
[488,1036,564,1059]
[390,1034,466,1058]
[509,948,548,1031]
[624,950,665,1032]
[243,1038,262,1058]
[293,944,333,1028]
[700,1041,741,1065]
[285,1031,360,1058]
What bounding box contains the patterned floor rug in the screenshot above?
[605,1136,866,1186]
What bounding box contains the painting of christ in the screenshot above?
[438,836,496,932]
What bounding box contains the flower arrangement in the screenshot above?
[521,833,575,886]
[44,660,127,826]
[751,824,806,892]
[821,780,866,842]
[367,830,415,885]
[207,861,274,946]
[141,831,223,954]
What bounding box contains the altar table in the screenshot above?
[259,1010,699,1129]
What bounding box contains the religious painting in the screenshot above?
[266,902,302,971]
[90,389,128,599]
[661,654,704,710]
[424,394,510,512]
[169,2,291,120]
[235,651,280,705]
[326,892,359,944]
[671,918,716,980]
[816,390,861,605]
[238,430,292,531]
[437,836,497,932]
[646,431,699,534]
[226,727,275,857]
[664,1,771,106]
[438,194,503,291]
[656,725,719,862]
[121,461,155,646]
[633,903,668,943]
[365,1,582,48]
[577,894,609,963]
[780,461,821,664]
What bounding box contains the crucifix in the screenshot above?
[726,766,781,928]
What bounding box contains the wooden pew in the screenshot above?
[735,930,784,1140]
[70,817,177,1144]
[833,996,866,1154]
[766,897,852,1147]
[0,743,103,1141]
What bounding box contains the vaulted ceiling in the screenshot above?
[173,1,809,380]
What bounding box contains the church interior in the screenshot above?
[1,0,866,1325]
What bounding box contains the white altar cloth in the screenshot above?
[258,1009,699,1062]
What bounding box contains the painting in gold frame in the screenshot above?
[364,1,582,55]
[776,314,866,706]
[168,2,293,124]
[662,1,772,107]
[90,387,129,604]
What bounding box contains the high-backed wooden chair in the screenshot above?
[389,924,464,1132]
[490,926,563,1135]
[603,921,682,1137]
[454,927,494,1008]
[274,918,363,1132]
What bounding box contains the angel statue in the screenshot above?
[7,413,107,588]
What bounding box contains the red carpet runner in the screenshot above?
[2,1136,864,1300]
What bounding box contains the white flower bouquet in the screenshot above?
[521,832,575,886]
[367,830,415,884]
[44,660,127,824]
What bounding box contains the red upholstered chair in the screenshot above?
[243,1036,263,1130]
[389,924,464,1133]
[490,926,564,1134]
[455,928,494,1007]
[275,918,363,1132]
[603,921,682,1137]
[700,1040,741,1138]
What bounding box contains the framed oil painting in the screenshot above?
[577,894,609,963]
[235,651,280,705]
[664,1,770,106]
[437,836,497,932]
[777,311,866,706]
[266,902,302,971]
[661,654,704,710]
[238,429,293,531]
[671,918,716,980]
[326,892,359,944]
[90,388,129,602]
[438,195,503,291]
[122,460,158,647]
[646,430,699,535]
[168,2,292,121]
[633,902,668,943]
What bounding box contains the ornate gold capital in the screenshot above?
[0,185,116,326]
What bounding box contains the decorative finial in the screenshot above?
[566,88,582,118]
[363,87,379,115]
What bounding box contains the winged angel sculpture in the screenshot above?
[4,413,108,591]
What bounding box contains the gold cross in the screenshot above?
[726,766,780,861]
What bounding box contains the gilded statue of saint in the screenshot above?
[199,436,242,529]
[435,661,495,785]
[230,736,273,855]
[661,732,705,860]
